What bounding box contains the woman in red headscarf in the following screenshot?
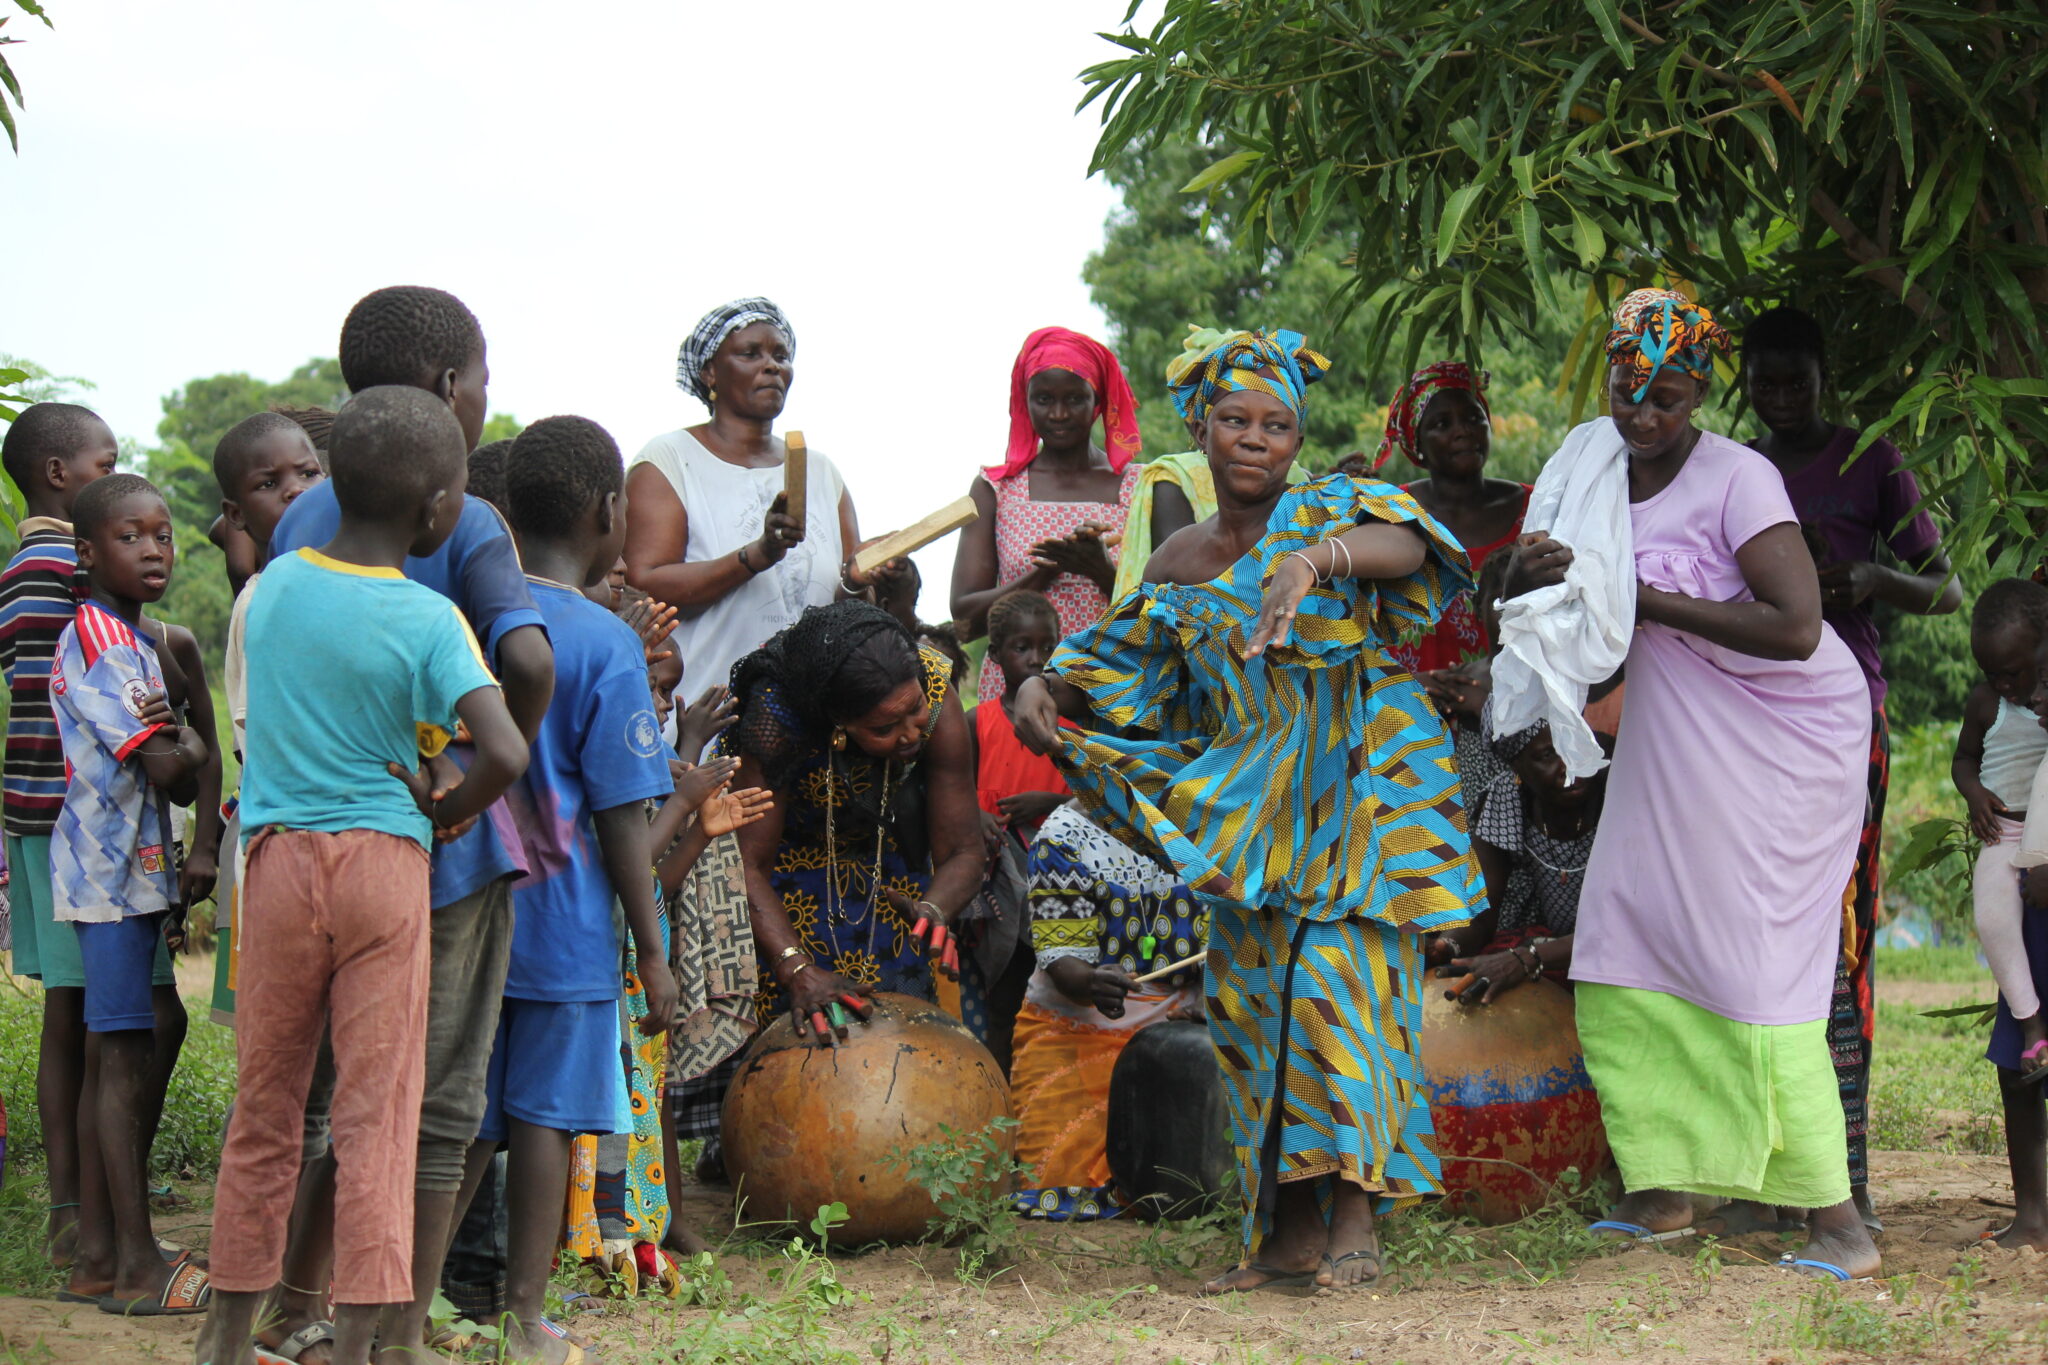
[1374,363,1530,682]
[951,327,1142,704]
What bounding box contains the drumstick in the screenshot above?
[1131,954,1203,986]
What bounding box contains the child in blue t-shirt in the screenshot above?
[49,474,211,1315]
[199,388,530,1364]
[487,416,676,1361]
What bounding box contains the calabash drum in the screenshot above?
[1419,976,1610,1224]
[720,991,1014,1245]
[1105,1019,1235,1220]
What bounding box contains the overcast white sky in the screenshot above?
[6,0,1143,618]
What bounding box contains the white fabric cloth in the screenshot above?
[1488,419,1636,781]
[629,429,846,699]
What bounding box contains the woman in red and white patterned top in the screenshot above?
[951,328,1141,702]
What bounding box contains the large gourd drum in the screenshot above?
[1419,977,1610,1224]
[1105,1019,1234,1220]
[720,991,1014,1245]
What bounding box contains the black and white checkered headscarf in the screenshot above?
[676,297,795,403]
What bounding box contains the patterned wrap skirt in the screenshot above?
[1208,903,1442,1258]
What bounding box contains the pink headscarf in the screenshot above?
[988,326,1142,482]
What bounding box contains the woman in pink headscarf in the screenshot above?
[951,327,1142,704]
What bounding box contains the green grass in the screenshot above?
[1884,720,1974,941]
[1869,991,2007,1156]
[0,976,237,1185]
[1873,942,1986,984]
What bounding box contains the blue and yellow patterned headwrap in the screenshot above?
[1167,328,1331,424]
[1604,287,1730,402]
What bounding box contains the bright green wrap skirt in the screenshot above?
[1576,983,1850,1209]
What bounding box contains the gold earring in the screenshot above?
[831,728,847,751]
[708,384,717,406]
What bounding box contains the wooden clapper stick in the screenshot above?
[783,431,807,535]
[851,495,980,577]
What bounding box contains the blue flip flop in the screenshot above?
[1589,1219,1696,1243]
[1779,1253,1852,1281]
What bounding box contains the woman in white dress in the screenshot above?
[625,297,897,696]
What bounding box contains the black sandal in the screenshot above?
[1320,1248,1383,1290]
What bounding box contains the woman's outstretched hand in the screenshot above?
[1245,552,1317,658]
[1010,675,1063,756]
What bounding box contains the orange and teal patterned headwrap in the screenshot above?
[1605,288,1731,402]
[1168,328,1331,424]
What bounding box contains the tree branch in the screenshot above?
[1807,187,1941,321]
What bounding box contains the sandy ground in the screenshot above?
[2,1150,2044,1364]
[3,966,2043,1363]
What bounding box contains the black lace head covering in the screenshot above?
[729,600,924,786]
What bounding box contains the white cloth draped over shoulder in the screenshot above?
[1487,418,1635,781]
[629,429,846,697]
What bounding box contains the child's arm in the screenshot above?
[592,803,677,1036]
[655,778,772,898]
[132,695,208,797]
[403,686,529,832]
[162,627,223,907]
[496,625,556,744]
[648,755,739,854]
[1952,681,2011,842]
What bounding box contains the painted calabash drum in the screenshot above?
[720,991,1014,1245]
[1105,1018,1235,1220]
[1419,976,1611,1223]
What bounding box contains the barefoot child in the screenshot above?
[51,474,211,1315]
[0,403,118,1270]
[1987,639,2048,1251]
[1954,579,2048,1089]
[199,387,530,1365]
[489,415,680,1364]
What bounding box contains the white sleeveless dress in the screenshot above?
[629,429,846,697]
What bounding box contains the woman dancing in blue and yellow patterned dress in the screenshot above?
[1012,330,1482,1294]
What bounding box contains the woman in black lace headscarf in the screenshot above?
[723,601,983,1046]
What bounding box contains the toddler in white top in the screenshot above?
[1954,580,2048,1063]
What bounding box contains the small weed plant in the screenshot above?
[664,1204,869,1365]
[887,1116,1033,1272]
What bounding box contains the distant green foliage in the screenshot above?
[1083,2,2048,574]
[1875,555,1988,733]
[479,412,524,445]
[1085,140,1580,474]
